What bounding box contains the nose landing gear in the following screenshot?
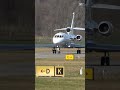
[52,47,60,54]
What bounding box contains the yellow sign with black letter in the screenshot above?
[36,66,64,77]
[85,68,94,80]
[55,66,64,77]
[36,66,54,77]
[65,54,74,60]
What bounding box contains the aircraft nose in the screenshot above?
[53,38,64,44]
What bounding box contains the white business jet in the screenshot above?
[52,12,85,54]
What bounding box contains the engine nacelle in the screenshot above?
[66,27,71,32]
[98,21,113,36]
[76,35,82,41]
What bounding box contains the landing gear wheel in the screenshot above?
[100,52,110,66]
[106,57,110,66]
[52,50,56,54]
[101,57,105,66]
[77,50,81,54]
[101,56,110,66]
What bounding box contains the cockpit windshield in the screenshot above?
[54,35,63,38]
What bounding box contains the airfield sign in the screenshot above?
[85,68,94,80]
[55,66,64,77]
[36,66,54,77]
[65,54,74,60]
[36,66,64,77]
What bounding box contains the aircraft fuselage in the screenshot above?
[53,32,76,48]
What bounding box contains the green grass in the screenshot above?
[35,77,85,90]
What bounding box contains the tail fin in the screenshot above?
[69,12,75,35]
[71,12,75,29]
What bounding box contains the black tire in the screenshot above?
[106,57,110,66]
[77,50,79,54]
[77,50,81,54]
[101,57,106,66]
[54,50,56,54]
[53,50,56,54]
[52,50,54,54]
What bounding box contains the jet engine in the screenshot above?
[98,21,113,36]
[66,27,71,32]
[76,35,82,41]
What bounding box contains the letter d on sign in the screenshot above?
[46,69,50,74]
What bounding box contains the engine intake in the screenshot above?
[66,28,71,32]
[98,21,113,36]
[76,35,82,41]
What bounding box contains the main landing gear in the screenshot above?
[52,47,81,54]
[77,48,81,54]
[101,52,110,66]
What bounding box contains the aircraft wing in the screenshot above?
[74,44,85,48]
[54,28,67,31]
[73,27,85,31]
[92,4,120,10]
[35,44,54,48]
[86,43,120,52]
[35,44,85,48]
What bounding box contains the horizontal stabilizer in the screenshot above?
[54,28,67,31]
[73,27,85,31]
